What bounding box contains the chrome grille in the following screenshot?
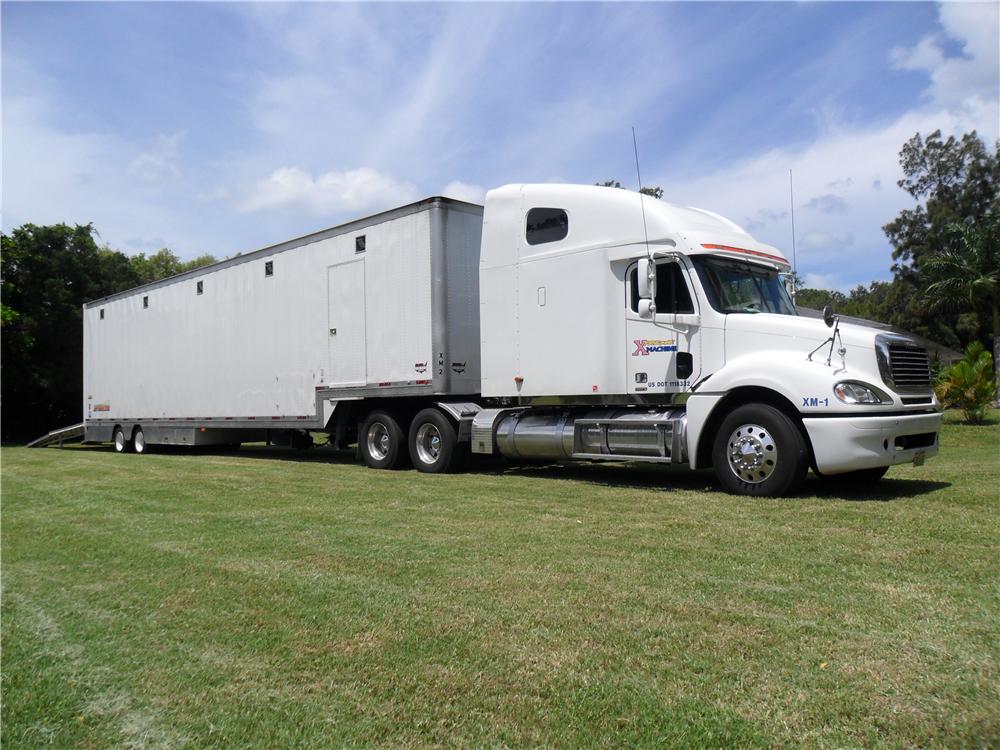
[887,343,932,392]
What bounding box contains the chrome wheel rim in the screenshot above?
[114,430,125,452]
[726,423,776,484]
[366,422,391,461]
[414,423,442,465]
[134,430,145,453]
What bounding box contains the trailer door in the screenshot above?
[327,260,367,386]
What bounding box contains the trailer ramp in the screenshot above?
[27,423,85,448]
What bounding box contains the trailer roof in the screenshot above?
[84,195,483,307]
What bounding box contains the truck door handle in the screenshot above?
[329,328,337,335]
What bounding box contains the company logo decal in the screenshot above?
[93,404,111,412]
[632,339,677,356]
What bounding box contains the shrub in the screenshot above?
[935,341,996,424]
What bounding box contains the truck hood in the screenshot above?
[724,313,883,350]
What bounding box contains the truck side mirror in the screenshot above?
[637,299,655,319]
[637,259,653,299]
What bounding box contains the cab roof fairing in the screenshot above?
[480,183,791,271]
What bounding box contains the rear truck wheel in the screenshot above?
[113,426,131,454]
[360,410,408,470]
[829,466,890,483]
[408,408,465,473]
[132,426,148,454]
[711,403,808,497]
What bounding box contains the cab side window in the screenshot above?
[628,263,695,314]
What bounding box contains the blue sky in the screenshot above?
[3,2,997,291]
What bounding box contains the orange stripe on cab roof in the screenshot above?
[701,244,788,264]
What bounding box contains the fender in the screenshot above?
[685,353,843,468]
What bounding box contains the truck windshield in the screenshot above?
[691,256,796,316]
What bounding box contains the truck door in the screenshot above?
[327,259,367,386]
[625,259,702,395]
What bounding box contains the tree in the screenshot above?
[936,341,996,424]
[922,215,1000,391]
[885,130,999,275]
[2,224,122,439]
[882,130,1000,350]
[596,179,664,200]
[129,248,216,285]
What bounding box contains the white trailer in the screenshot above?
[84,185,942,496]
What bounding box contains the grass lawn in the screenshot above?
[3,411,998,749]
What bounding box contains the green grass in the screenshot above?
[3,411,998,749]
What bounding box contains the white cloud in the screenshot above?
[802,272,838,290]
[238,166,418,215]
[891,3,1000,110]
[127,132,184,183]
[441,180,486,204]
[803,194,849,215]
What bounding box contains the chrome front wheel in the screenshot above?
[711,403,808,497]
[726,423,776,484]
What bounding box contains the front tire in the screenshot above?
[360,410,408,470]
[408,408,464,473]
[712,403,808,497]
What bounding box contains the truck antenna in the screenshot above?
[789,169,798,275]
[632,127,652,262]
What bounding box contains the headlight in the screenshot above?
[834,381,893,405]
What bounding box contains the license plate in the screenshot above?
[913,450,926,467]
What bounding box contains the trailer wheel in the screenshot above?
[408,408,465,474]
[113,426,131,454]
[360,411,408,470]
[711,403,808,497]
[132,426,148,454]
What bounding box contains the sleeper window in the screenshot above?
[525,208,568,245]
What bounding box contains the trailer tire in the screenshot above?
[408,408,464,474]
[360,411,408,470]
[113,426,131,454]
[132,426,148,455]
[711,403,807,497]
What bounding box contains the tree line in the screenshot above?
[2,130,996,440]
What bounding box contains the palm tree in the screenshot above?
[923,214,1000,399]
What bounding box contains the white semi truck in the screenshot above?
[82,184,941,496]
